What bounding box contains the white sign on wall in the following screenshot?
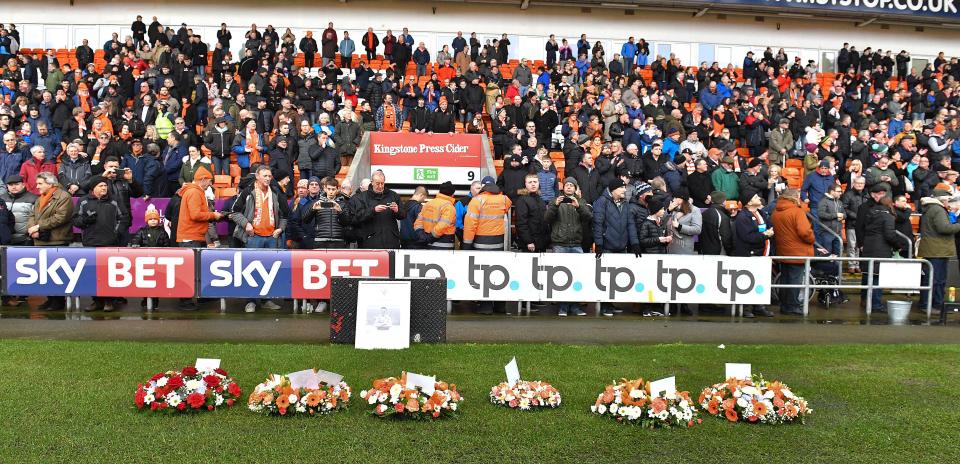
[395,250,772,305]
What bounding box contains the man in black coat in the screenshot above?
[700,190,734,256]
[514,173,550,252]
[569,151,603,205]
[347,171,405,249]
[73,175,122,311]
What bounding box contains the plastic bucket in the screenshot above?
[887,300,912,325]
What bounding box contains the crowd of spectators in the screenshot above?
[1,17,959,315]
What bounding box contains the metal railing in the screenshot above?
[769,255,934,318]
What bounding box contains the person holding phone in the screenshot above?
[346,170,405,249]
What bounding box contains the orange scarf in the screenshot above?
[37,185,58,212]
[246,129,262,165]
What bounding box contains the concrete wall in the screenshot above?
[6,0,957,66]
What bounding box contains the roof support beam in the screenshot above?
[856,17,877,27]
[694,7,709,17]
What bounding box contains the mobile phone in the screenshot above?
[561,197,574,204]
[321,201,334,208]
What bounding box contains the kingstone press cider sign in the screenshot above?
[370,133,483,185]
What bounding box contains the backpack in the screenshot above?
[164,193,182,241]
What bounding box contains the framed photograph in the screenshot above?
[355,281,411,350]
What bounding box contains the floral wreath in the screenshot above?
[361,373,462,419]
[134,366,242,413]
[591,378,701,428]
[699,376,811,424]
[248,374,352,416]
[489,380,561,410]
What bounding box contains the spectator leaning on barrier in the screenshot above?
[414,180,457,250]
[348,170,405,249]
[73,175,122,311]
[27,172,74,311]
[917,189,960,314]
[855,184,901,312]
[771,188,815,316]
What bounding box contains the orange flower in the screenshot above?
[539,389,551,399]
[786,403,798,418]
[725,408,739,422]
[422,401,434,412]
[753,401,768,416]
[436,381,449,391]
[406,398,420,412]
[722,398,736,412]
[707,399,720,415]
[773,397,785,409]
[698,392,706,404]
[339,389,349,401]
[601,390,615,404]
[305,392,321,407]
[275,395,290,410]
[262,393,274,405]
[651,398,667,414]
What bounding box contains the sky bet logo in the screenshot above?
[200,249,390,299]
[5,247,195,297]
[397,251,768,304]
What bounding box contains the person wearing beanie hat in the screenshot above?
[174,165,224,311]
[732,191,775,318]
[129,204,173,308]
[636,194,671,255]
[73,172,123,311]
[593,174,641,316]
[738,157,768,205]
[546,174,592,316]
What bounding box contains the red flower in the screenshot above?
[167,375,184,390]
[203,375,221,388]
[135,388,147,408]
[150,373,165,381]
[176,403,186,410]
[181,366,198,377]
[214,368,228,376]
[186,392,206,409]
[432,411,440,418]
[394,402,405,413]
[227,383,241,397]
[150,402,160,411]
[226,399,235,407]
[207,405,214,411]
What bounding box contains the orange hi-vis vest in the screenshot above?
[414,193,457,247]
[463,190,512,250]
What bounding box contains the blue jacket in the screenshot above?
[575,59,590,77]
[801,172,835,209]
[662,138,680,161]
[620,42,637,60]
[888,119,904,137]
[699,89,722,111]
[413,48,430,65]
[537,71,551,88]
[122,153,162,197]
[0,148,26,183]
[160,143,187,182]
[592,189,638,252]
[30,133,62,162]
[455,192,473,230]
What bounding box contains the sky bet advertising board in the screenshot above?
[4,247,195,297]
[197,249,391,299]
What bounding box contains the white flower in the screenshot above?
[717,344,726,349]
[288,394,298,405]
[737,397,749,409]
[783,389,796,400]
[590,405,597,413]
[609,404,619,414]
[143,394,155,404]
[215,395,224,406]
[360,390,368,398]
[367,393,378,405]
[597,404,607,415]
[166,393,181,406]
[629,389,643,399]
[679,400,689,409]
[666,391,677,401]
[185,379,202,391]
[156,377,168,387]
[389,383,403,398]
[377,404,387,414]
[296,405,306,413]
[741,386,760,396]
[764,390,775,399]
[450,402,458,411]
[519,398,530,410]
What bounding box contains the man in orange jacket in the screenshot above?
[175,166,223,310]
[414,181,457,249]
[771,188,815,316]
[462,176,512,251]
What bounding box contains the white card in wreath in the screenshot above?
[725,363,752,380]
[505,357,521,387]
[405,372,436,395]
[315,369,344,386]
[355,281,411,350]
[287,369,320,389]
[195,358,221,371]
[650,376,677,397]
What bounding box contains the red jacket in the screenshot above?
[19,158,57,195]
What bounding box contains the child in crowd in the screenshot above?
[534,152,559,204]
[130,206,171,308]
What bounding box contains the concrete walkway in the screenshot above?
[1,317,958,345]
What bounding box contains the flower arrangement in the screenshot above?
[134,366,242,413]
[591,378,701,428]
[699,376,811,424]
[247,374,352,416]
[360,373,462,419]
[489,381,561,410]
